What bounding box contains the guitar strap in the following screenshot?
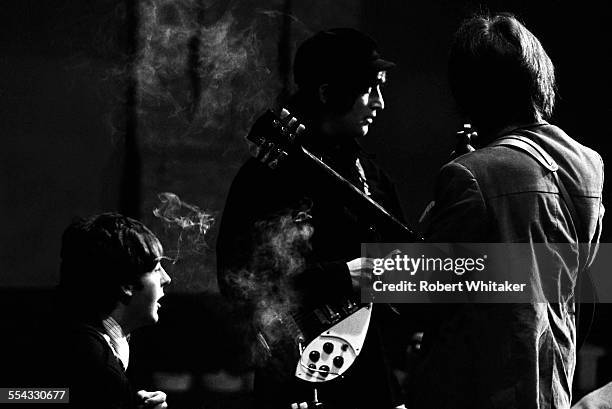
[491,133,596,350]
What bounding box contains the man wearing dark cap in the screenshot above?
[217,28,405,409]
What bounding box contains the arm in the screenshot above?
[400,161,487,326]
[422,161,487,243]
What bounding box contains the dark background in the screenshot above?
[1,0,611,407]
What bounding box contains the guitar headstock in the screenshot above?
[246,108,306,169]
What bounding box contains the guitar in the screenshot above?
[248,109,420,242]
[247,108,421,383]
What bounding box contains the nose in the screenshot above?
[369,85,385,111]
[160,266,171,287]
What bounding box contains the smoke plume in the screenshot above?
[153,192,215,260]
[226,206,314,360]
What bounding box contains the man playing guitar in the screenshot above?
[216,28,406,409]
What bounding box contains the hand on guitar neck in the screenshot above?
[347,249,401,291]
[347,257,375,291]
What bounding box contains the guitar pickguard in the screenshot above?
[295,304,372,382]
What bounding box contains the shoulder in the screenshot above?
[499,124,604,195]
[436,159,480,187]
[541,124,601,158]
[450,144,531,176]
[429,159,485,206]
[229,158,271,186]
[444,128,562,195]
[65,323,122,373]
[222,158,281,213]
[425,161,489,241]
[70,323,109,351]
[535,124,604,191]
[227,157,304,195]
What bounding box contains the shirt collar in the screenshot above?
[306,134,376,168]
[101,316,130,370]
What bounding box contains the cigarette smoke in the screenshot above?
[134,0,309,146]
[226,205,314,360]
[153,192,215,261]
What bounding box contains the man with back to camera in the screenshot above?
[55,212,171,409]
[217,28,407,408]
[409,13,605,409]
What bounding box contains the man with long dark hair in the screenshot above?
[411,13,604,409]
[217,28,405,409]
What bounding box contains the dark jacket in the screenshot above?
[411,123,604,409]
[57,321,135,409]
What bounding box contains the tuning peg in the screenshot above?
[267,150,288,169]
[287,123,306,144]
[287,116,298,127]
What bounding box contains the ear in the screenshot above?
[119,284,134,304]
[318,83,330,105]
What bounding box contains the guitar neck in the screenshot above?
[246,109,422,242]
[299,146,422,242]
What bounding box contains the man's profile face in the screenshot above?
[330,70,387,139]
[125,261,171,328]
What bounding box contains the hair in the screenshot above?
[448,13,556,130]
[58,212,163,318]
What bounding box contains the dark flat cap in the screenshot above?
[293,27,395,88]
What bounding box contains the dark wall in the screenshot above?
[1,0,610,286]
[1,1,128,286]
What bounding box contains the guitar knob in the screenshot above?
[323,342,334,354]
[333,356,344,368]
[308,363,316,371]
[341,344,349,352]
[319,365,330,376]
[309,350,320,362]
